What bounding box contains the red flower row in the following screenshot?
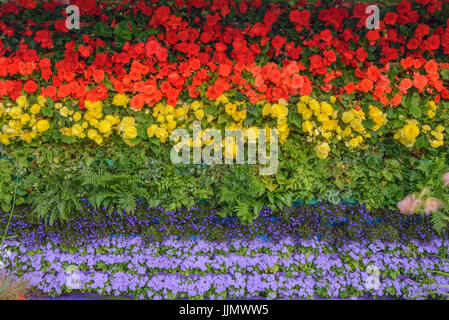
[0,0,448,109]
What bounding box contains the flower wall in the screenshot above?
[1,0,449,223]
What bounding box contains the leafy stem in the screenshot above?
[0,162,19,249]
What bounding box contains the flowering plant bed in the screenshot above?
[1,202,445,244]
[2,0,449,302]
[1,203,449,300]
[2,236,449,299]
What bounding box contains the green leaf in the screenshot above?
[409,92,421,118]
[42,105,54,117]
[288,112,302,128]
[103,74,114,91]
[441,69,449,80]
[61,135,75,144]
[46,97,54,108]
[382,168,393,181]
[219,187,235,203]
[253,202,263,217]
[247,105,258,117]
[217,115,228,124]
[95,22,113,37]
[415,135,426,149]
[251,179,265,197]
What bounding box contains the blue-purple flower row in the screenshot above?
[2,237,449,299]
[1,203,444,246]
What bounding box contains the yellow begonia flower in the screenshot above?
[431,131,443,140]
[59,107,72,117]
[37,95,46,106]
[87,129,98,140]
[302,120,314,133]
[232,110,246,122]
[225,103,237,115]
[155,127,168,142]
[90,118,99,128]
[30,104,41,114]
[262,103,271,116]
[402,123,420,140]
[322,132,331,139]
[342,111,354,123]
[300,95,311,103]
[36,119,50,133]
[16,96,27,107]
[0,134,10,145]
[320,102,333,116]
[217,95,229,104]
[431,140,443,148]
[316,142,330,154]
[123,126,138,139]
[72,124,84,136]
[112,94,129,107]
[157,114,165,123]
[73,112,82,122]
[302,109,313,120]
[120,117,135,128]
[342,126,352,137]
[147,124,158,137]
[195,109,204,120]
[191,101,202,111]
[316,142,330,159]
[317,114,329,123]
[20,113,30,124]
[322,120,338,131]
[348,138,359,148]
[271,103,288,119]
[297,102,307,114]
[309,99,320,110]
[10,106,22,119]
[85,100,103,111]
[175,107,187,119]
[166,120,177,131]
[98,119,113,134]
[21,132,32,144]
[95,136,103,145]
[206,115,214,123]
[245,127,258,140]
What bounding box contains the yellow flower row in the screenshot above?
[0,94,446,160]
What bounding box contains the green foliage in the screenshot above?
[1,137,447,228]
[0,158,15,212]
[32,171,82,225]
[217,165,266,224]
[82,170,142,214]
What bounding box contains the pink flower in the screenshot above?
[397,194,421,215]
[424,198,442,215]
[443,172,449,187]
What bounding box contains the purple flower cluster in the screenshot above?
[2,237,449,299]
